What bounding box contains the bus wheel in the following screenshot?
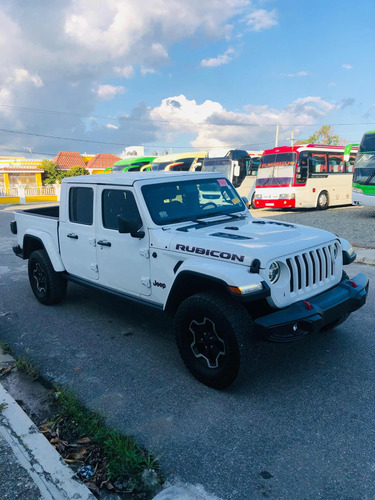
[251,193,256,209]
[317,191,329,210]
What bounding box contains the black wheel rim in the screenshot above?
[33,263,47,293]
[189,317,225,369]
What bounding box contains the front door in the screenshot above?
[59,184,99,281]
[95,186,151,297]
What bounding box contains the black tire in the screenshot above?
[174,291,254,389]
[251,193,256,209]
[317,190,329,210]
[28,250,67,305]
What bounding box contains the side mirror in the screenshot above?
[117,215,144,238]
[233,161,240,177]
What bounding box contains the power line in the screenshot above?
[0,103,374,128]
[0,126,276,150]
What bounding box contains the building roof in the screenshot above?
[53,151,87,169]
[86,153,122,170]
[0,159,44,172]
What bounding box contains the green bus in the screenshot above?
[104,156,156,173]
[352,130,375,206]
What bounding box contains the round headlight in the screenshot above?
[268,261,280,284]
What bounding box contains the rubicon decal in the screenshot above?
[176,244,244,262]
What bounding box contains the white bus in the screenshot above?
[253,144,358,210]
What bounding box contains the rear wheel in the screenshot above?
[174,291,254,389]
[28,250,67,305]
[317,190,329,210]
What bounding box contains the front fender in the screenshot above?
[24,230,65,272]
[164,257,266,312]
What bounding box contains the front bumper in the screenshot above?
[254,273,369,342]
[254,199,296,209]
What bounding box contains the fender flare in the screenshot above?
[23,230,65,272]
[164,270,230,313]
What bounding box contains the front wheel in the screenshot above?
[174,291,254,389]
[28,250,67,305]
[317,190,329,210]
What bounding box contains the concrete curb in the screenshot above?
[0,383,94,500]
[353,247,375,266]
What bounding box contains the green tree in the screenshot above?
[297,125,344,145]
[68,166,89,177]
[41,160,66,185]
[41,161,89,184]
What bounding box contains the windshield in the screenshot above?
[353,153,375,185]
[142,178,246,226]
[256,153,296,186]
[151,158,194,171]
[202,159,232,179]
[359,133,375,153]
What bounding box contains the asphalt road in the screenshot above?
[1,206,375,499]
[251,204,375,248]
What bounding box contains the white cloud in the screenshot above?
[279,71,309,78]
[201,48,235,67]
[342,64,352,70]
[245,9,278,32]
[114,65,135,79]
[141,67,156,76]
[93,84,126,100]
[11,68,44,87]
[106,123,119,129]
[150,94,339,149]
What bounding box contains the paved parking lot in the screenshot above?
[1,205,375,499]
[251,204,375,248]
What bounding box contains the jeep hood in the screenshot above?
[152,217,339,268]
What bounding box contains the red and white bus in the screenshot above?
[253,144,358,209]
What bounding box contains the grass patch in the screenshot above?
[49,386,163,496]
[0,341,12,354]
[15,356,40,381]
[0,402,8,413]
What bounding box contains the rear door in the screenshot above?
[59,184,98,281]
[95,186,151,296]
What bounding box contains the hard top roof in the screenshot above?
[61,171,222,186]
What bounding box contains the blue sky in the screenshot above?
[0,0,374,158]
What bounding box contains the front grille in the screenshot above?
[286,244,336,294]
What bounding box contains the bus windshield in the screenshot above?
[353,153,375,185]
[203,158,232,179]
[256,153,296,186]
[359,132,375,153]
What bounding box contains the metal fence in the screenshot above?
[0,185,59,200]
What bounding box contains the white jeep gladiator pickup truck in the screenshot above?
[10,172,368,389]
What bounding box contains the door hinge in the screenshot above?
[141,277,151,288]
[140,248,150,259]
[89,238,96,247]
[91,264,99,273]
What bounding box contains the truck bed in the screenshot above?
[21,205,60,218]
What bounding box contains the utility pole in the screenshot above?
[290,131,294,147]
[275,124,279,147]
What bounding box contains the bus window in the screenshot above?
[310,153,327,174]
[328,154,344,173]
[346,155,356,173]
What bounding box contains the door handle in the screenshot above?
[97,240,111,247]
[67,233,78,239]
